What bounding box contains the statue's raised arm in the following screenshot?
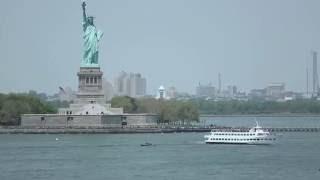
[82,1,87,30]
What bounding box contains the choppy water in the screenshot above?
[0,131,320,180]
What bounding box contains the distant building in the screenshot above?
[196,83,216,97]
[158,85,165,99]
[114,71,146,98]
[102,78,114,101]
[156,85,170,99]
[266,83,285,99]
[248,89,267,100]
[227,85,237,97]
[166,86,177,99]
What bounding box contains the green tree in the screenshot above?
[177,102,199,125]
[111,96,138,113]
[0,93,56,125]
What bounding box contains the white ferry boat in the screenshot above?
[204,123,276,145]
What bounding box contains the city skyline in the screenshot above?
[1,0,320,94]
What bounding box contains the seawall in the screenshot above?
[0,126,320,134]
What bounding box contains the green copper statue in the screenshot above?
[81,1,103,67]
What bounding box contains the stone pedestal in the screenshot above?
[58,66,123,115]
[76,67,105,104]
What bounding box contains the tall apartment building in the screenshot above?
[114,71,146,98]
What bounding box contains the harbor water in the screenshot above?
[1,117,320,180]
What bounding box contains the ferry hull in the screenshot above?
[205,141,274,145]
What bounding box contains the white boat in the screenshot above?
[204,122,276,145]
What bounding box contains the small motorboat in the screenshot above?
[140,142,153,147]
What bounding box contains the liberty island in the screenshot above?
[20,1,158,128]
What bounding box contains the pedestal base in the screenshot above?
[76,67,105,104]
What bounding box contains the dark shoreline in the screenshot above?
[200,114,320,117]
[1,127,320,134]
[0,127,211,134]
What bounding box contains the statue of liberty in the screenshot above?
[81,1,103,67]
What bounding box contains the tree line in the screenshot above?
[192,99,320,115]
[111,96,199,125]
[0,93,56,125]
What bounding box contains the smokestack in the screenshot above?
[312,51,319,97]
[307,67,309,95]
[218,73,221,93]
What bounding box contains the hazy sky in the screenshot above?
[1,0,320,95]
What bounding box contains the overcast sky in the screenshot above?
[1,0,320,95]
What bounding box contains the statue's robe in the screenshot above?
[82,23,103,67]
